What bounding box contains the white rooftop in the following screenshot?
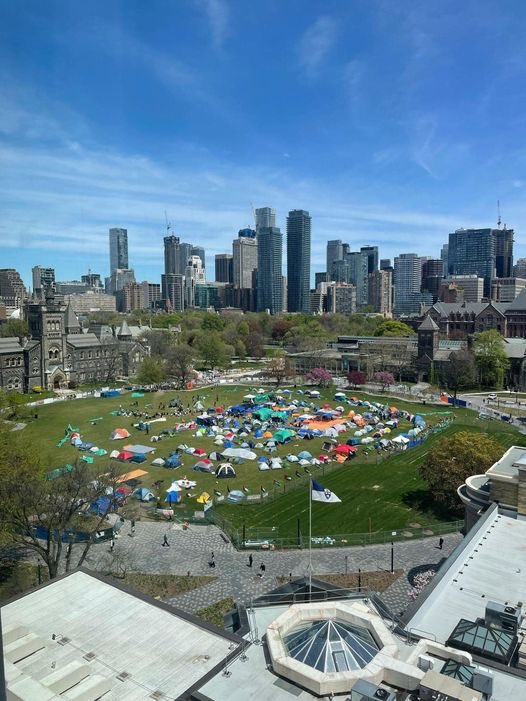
[2,570,237,700]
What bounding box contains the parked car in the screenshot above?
[487,393,498,401]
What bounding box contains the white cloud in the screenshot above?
[297,16,338,77]
[197,0,230,48]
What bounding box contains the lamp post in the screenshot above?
[390,542,394,574]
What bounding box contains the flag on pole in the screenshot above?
[311,480,341,503]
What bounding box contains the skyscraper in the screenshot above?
[360,246,379,275]
[286,209,311,313]
[161,274,184,311]
[368,269,392,315]
[233,235,258,289]
[109,228,128,271]
[448,228,496,297]
[164,235,193,276]
[394,253,431,315]
[185,256,206,308]
[347,250,369,308]
[257,227,282,313]
[255,207,276,233]
[421,259,444,302]
[191,246,206,270]
[215,254,233,283]
[326,240,343,280]
[493,227,514,278]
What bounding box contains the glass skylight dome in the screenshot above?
[284,619,379,673]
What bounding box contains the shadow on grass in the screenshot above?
[402,489,460,521]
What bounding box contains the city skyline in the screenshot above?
[2,2,526,284]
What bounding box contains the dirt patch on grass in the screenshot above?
[195,597,236,627]
[278,570,403,592]
[123,573,216,600]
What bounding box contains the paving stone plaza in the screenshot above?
[85,520,462,616]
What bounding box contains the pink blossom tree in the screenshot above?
[347,370,367,388]
[305,367,333,387]
[374,371,394,390]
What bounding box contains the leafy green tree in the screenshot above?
[136,357,166,385]
[201,313,225,332]
[195,332,231,370]
[374,319,414,337]
[444,349,476,397]
[473,329,509,389]
[0,429,123,579]
[0,319,29,338]
[419,431,502,514]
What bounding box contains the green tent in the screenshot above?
[47,464,74,480]
[274,429,295,443]
[254,407,273,421]
[254,393,270,402]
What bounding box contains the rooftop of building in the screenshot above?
[486,445,526,480]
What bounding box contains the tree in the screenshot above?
[139,329,174,359]
[444,349,476,397]
[166,344,196,388]
[473,329,509,389]
[101,337,122,383]
[136,356,166,385]
[374,319,414,337]
[305,367,333,387]
[419,431,502,514]
[195,332,231,370]
[347,370,367,388]
[0,319,29,338]
[266,354,295,387]
[244,332,264,358]
[374,371,394,390]
[0,430,123,579]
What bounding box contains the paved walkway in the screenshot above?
[84,521,462,616]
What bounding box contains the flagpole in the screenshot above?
[308,479,312,599]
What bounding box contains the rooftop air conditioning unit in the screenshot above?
[349,679,396,701]
[417,654,435,672]
[485,601,522,633]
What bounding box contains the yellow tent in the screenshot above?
[196,492,211,504]
[263,431,273,438]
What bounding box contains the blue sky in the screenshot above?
[2,0,526,287]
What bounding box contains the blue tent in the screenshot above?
[130,453,146,464]
[165,486,182,504]
[90,496,112,514]
[134,487,156,502]
[165,455,182,468]
[254,428,263,438]
[101,389,121,398]
[226,490,246,503]
[298,450,313,460]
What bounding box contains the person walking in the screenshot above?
[130,519,136,537]
[109,538,115,552]
[258,562,266,578]
[438,537,444,550]
[209,551,215,568]
[248,554,253,568]
[162,534,170,547]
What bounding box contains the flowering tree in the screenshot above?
[305,367,333,387]
[347,370,367,388]
[374,371,394,390]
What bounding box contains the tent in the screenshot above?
[123,444,155,455]
[193,460,214,473]
[392,435,409,444]
[134,487,156,501]
[216,463,236,479]
[101,389,121,398]
[130,454,146,464]
[306,390,320,397]
[222,448,257,460]
[117,451,134,461]
[165,483,182,504]
[334,392,346,399]
[110,428,130,440]
[165,454,182,468]
[196,491,211,504]
[258,462,270,471]
[194,447,207,456]
[298,450,312,460]
[274,429,295,444]
[209,451,224,461]
[151,457,166,466]
[90,496,113,514]
[334,444,355,455]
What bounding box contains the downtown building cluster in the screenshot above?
[0,214,522,320]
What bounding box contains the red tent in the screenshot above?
[117,450,134,461]
[334,444,355,454]
[318,454,330,463]
[194,448,207,456]
[215,407,224,413]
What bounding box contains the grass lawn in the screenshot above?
[16,384,526,540]
[194,597,236,627]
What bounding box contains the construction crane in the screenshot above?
[497,200,501,229]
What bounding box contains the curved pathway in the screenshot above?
[84,520,462,616]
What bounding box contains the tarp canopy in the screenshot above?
[116,469,148,483]
[123,444,155,454]
[222,447,257,460]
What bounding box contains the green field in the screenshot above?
[18,385,526,539]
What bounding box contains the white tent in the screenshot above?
[222,447,257,460]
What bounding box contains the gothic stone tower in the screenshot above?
[26,288,70,390]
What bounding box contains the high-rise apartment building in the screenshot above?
[368,269,392,315]
[255,207,276,233]
[0,269,26,307]
[232,235,257,289]
[448,228,495,297]
[514,258,526,278]
[119,282,144,312]
[32,266,55,298]
[109,268,136,294]
[326,240,343,280]
[81,272,102,289]
[185,256,206,308]
[109,228,128,271]
[326,283,357,314]
[445,275,484,302]
[257,227,282,313]
[215,254,233,283]
[161,274,185,311]
[286,209,311,313]
[347,251,369,308]
[141,282,161,309]
[394,253,431,315]
[380,258,392,271]
[493,227,514,279]
[440,244,449,274]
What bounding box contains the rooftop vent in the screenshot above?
[116,671,131,682]
[83,651,96,662]
[150,691,165,700]
[57,636,71,646]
